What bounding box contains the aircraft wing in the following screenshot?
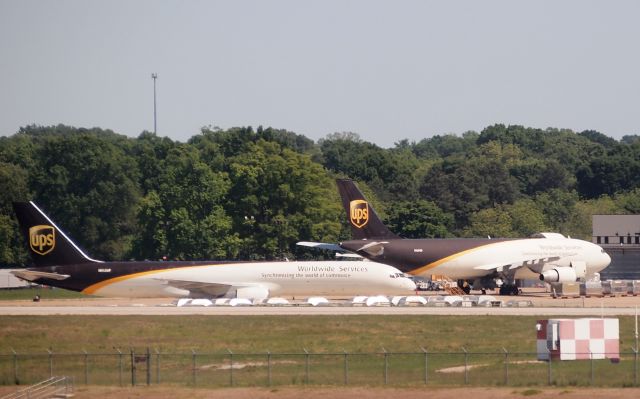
[155,278,236,297]
[158,278,272,299]
[473,256,561,274]
[11,269,70,282]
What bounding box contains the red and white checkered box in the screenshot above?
[536,318,619,361]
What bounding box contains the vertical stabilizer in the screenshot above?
[13,202,100,267]
[336,179,399,240]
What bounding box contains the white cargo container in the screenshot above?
[580,282,603,297]
[551,283,580,297]
[602,280,627,296]
[627,281,640,295]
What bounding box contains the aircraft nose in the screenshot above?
[403,278,417,291]
[602,251,611,268]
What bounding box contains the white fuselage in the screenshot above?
[86,261,416,298]
[420,237,611,280]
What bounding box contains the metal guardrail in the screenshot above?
[1,376,73,399]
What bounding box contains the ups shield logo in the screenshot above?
[350,200,369,228]
[29,225,55,256]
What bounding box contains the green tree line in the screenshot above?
[0,123,639,266]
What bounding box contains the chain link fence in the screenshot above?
[1,348,639,387]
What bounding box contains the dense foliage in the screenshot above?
[0,123,639,266]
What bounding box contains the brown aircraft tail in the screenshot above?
[336,179,399,240]
[13,201,99,267]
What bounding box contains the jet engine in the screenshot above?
[236,286,269,300]
[539,261,586,283]
[539,267,577,283]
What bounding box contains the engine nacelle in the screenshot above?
[236,286,269,300]
[539,267,577,283]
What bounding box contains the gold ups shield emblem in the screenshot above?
[29,225,55,255]
[349,200,369,228]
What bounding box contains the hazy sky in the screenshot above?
[1,1,639,147]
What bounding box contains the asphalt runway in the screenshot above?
[2,298,640,316]
[2,289,640,316]
[1,305,639,316]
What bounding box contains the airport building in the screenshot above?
[593,215,640,280]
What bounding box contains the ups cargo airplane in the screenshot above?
[11,202,415,299]
[298,179,611,295]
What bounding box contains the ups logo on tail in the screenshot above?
[349,200,369,228]
[29,225,55,255]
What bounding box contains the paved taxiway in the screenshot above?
[1,305,639,316]
[2,292,640,316]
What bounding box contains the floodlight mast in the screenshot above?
[151,73,158,134]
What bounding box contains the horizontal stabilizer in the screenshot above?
[335,252,363,258]
[12,269,70,282]
[296,241,344,252]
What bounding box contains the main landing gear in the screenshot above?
[456,278,520,296]
[499,284,521,296]
[456,280,472,295]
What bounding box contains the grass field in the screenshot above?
[1,290,640,388]
[0,287,89,300]
[0,314,638,353]
[2,386,638,399]
[1,315,639,387]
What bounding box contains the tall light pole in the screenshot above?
[151,73,158,134]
